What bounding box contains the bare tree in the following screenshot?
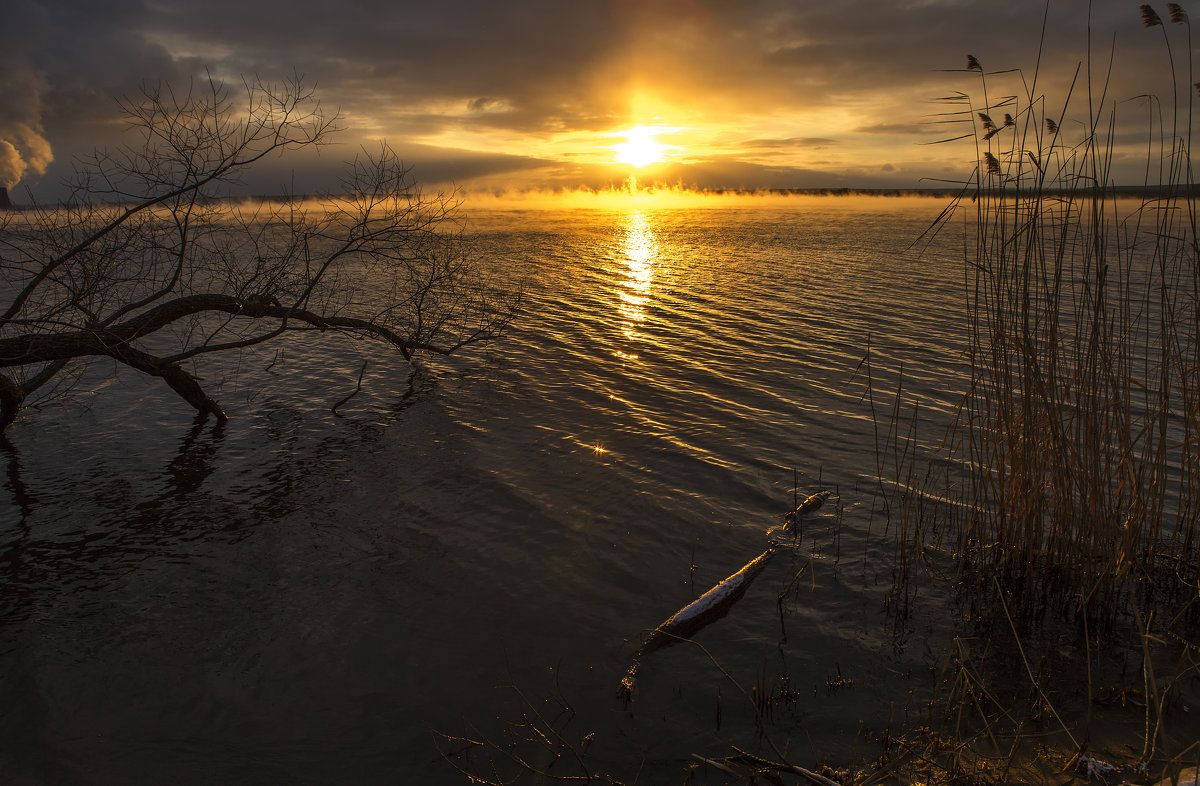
[0,75,515,432]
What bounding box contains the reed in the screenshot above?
[901,6,1200,630]
[868,6,1200,779]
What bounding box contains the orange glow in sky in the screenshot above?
[10,2,1181,201]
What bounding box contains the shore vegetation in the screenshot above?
[877,3,1200,781]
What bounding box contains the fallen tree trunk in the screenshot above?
[620,491,831,701]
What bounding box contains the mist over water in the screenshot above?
[0,198,968,783]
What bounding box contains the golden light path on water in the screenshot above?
[616,210,658,346]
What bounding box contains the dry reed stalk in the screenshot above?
[873,7,1200,777]
[892,5,1200,630]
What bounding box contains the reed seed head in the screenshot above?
[966,54,982,71]
[1142,4,1163,26]
[1046,118,1059,133]
[979,112,996,131]
[984,151,1001,175]
[1169,3,1188,23]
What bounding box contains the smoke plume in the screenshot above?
[0,65,54,189]
[0,123,52,189]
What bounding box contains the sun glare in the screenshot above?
[613,125,669,168]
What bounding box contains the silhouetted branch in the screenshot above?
[0,74,517,433]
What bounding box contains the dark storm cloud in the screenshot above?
[235,142,551,196]
[9,0,1194,197]
[5,0,195,196]
[141,0,629,133]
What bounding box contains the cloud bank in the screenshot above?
[6,0,1188,199]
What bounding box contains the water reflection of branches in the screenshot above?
[391,364,425,413]
[0,363,437,632]
[122,416,239,538]
[0,435,35,522]
[165,417,227,500]
[0,435,36,621]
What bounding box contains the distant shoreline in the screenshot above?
[4,184,1198,210]
[709,185,1200,199]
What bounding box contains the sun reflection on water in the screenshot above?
[617,210,658,344]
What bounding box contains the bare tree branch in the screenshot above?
[0,74,516,432]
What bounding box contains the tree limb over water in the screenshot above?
[0,75,515,432]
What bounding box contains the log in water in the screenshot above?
[621,489,832,699]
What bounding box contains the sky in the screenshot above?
[0,0,1193,202]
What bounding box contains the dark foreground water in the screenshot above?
[0,197,968,784]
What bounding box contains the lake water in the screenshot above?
[0,196,970,784]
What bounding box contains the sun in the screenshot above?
[613,125,669,168]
